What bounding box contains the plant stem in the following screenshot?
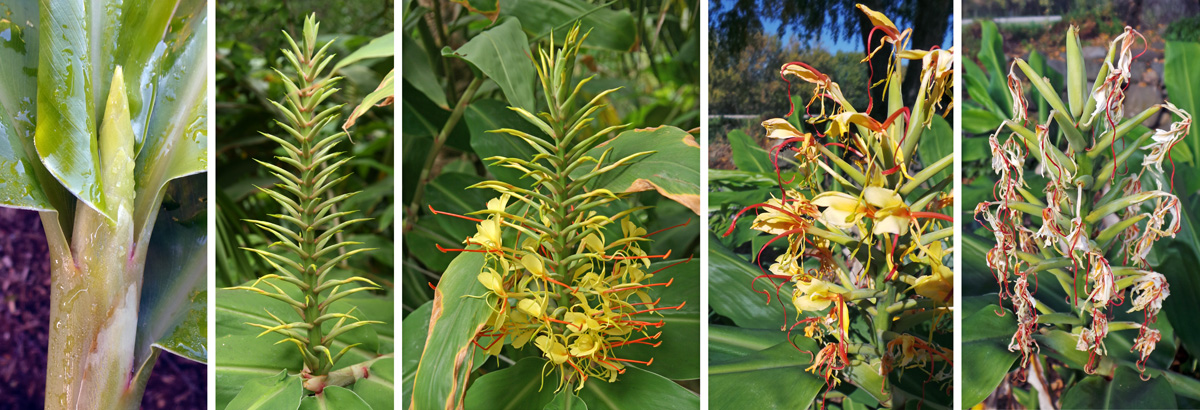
[404,77,484,232]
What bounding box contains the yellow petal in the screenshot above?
[792,287,833,312]
[862,186,903,209]
[856,3,897,31]
[780,63,828,84]
[517,298,544,317]
[813,192,861,228]
[826,112,884,137]
[477,269,505,295]
[762,118,804,140]
[872,215,911,236]
[520,254,546,277]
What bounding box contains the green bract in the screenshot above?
[0,0,207,408]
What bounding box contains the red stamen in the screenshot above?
[608,357,653,366]
[603,278,674,293]
[646,218,692,238]
[428,205,483,222]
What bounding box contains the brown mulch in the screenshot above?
[0,208,205,409]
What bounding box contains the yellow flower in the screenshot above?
[470,218,503,251]
[824,112,883,139]
[520,254,547,277]
[913,266,953,303]
[564,311,599,333]
[812,187,911,235]
[911,242,953,303]
[621,217,646,238]
[568,333,601,357]
[792,278,836,312]
[517,298,544,317]
[855,3,898,32]
[751,192,818,236]
[535,335,570,364]
[477,267,506,296]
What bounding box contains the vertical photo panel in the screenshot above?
[213,1,395,408]
[708,2,954,409]
[0,0,209,408]
[400,1,702,408]
[962,1,1200,408]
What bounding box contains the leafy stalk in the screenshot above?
[976,25,1187,379]
[423,24,687,394]
[232,14,380,387]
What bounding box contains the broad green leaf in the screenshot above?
[962,137,989,163]
[401,302,432,409]
[462,358,559,409]
[545,390,588,410]
[1165,41,1200,166]
[1160,200,1200,357]
[214,334,303,409]
[1060,366,1177,409]
[344,69,394,130]
[215,289,385,370]
[402,33,447,109]
[916,115,952,182]
[224,369,303,410]
[612,259,699,380]
[726,129,772,173]
[0,1,64,213]
[708,234,801,329]
[409,251,490,410]
[709,338,824,410]
[963,61,1006,119]
[299,386,371,410]
[1034,329,1092,370]
[133,174,207,366]
[352,357,394,409]
[454,0,500,21]
[333,32,394,73]
[572,126,700,214]
[577,365,699,410]
[500,0,637,52]
[708,325,787,363]
[442,18,536,112]
[34,0,106,219]
[976,20,1012,115]
[962,108,1003,134]
[961,300,1018,408]
[122,0,209,237]
[466,98,547,188]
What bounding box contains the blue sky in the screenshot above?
[712,2,954,54]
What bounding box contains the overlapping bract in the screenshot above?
[974,26,1186,378]
[432,25,684,392]
[230,14,380,384]
[727,4,954,403]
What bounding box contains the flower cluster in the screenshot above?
[432,25,686,392]
[974,26,1187,378]
[725,4,955,404]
